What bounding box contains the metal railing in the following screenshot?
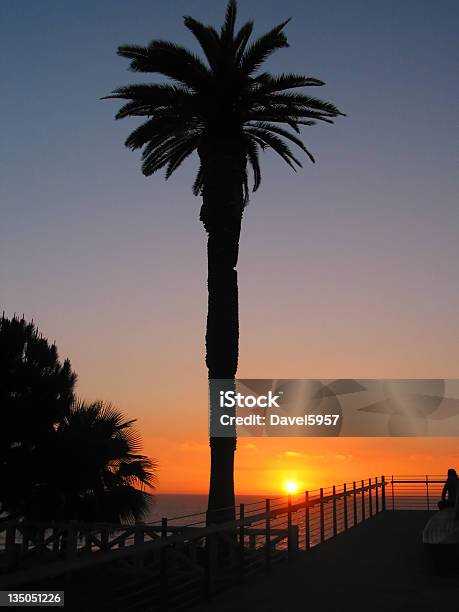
[386,475,444,511]
[0,475,442,610]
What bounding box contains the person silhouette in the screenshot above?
[438,468,458,510]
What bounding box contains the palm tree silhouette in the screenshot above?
[29,400,156,523]
[105,0,343,523]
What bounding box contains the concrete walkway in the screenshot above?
[197,511,459,612]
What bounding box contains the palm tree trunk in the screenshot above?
[200,143,245,525]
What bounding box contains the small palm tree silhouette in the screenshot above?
[105,0,343,523]
[29,401,156,523]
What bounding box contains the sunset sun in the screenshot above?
[283,480,299,495]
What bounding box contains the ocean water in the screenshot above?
[144,494,268,525]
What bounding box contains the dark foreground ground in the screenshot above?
[196,511,459,612]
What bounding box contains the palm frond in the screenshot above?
[165,137,200,179]
[112,101,151,119]
[295,118,325,125]
[124,119,174,151]
[125,116,201,152]
[98,486,151,523]
[293,112,335,124]
[246,106,335,125]
[113,43,146,63]
[240,19,290,75]
[245,137,261,190]
[117,41,211,89]
[249,122,315,163]
[141,130,199,161]
[105,83,193,103]
[253,73,325,93]
[107,92,196,121]
[117,457,157,488]
[234,21,254,62]
[266,92,343,116]
[142,134,198,176]
[245,127,301,170]
[192,164,204,196]
[242,168,249,205]
[183,16,220,71]
[221,0,237,44]
[243,109,304,132]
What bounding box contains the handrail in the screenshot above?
[0,476,440,532]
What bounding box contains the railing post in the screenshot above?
[36,526,45,549]
[353,481,357,526]
[361,480,366,521]
[5,525,16,567]
[83,528,92,552]
[426,475,430,511]
[332,485,337,537]
[239,503,245,582]
[118,535,125,549]
[265,498,271,570]
[305,491,310,550]
[391,475,395,511]
[66,521,78,560]
[53,526,60,555]
[369,477,373,517]
[160,518,168,604]
[319,488,325,543]
[287,494,294,561]
[205,533,217,598]
[375,476,379,513]
[343,483,348,530]
[289,525,299,558]
[22,526,30,554]
[381,475,386,511]
[64,521,78,578]
[101,527,109,550]
[135,522,145,568]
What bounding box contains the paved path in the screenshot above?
[197,511,459,612]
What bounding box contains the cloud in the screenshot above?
[281,451,325,460]
[177,441,208,453]
[408,454,434,461]
[332,454,354,461]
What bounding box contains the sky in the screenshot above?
[1,0,458,494]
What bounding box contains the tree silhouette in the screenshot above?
[105,0,343,522]
[27,400,157,523]
[0,315,156,524]
[0,314,76,517]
